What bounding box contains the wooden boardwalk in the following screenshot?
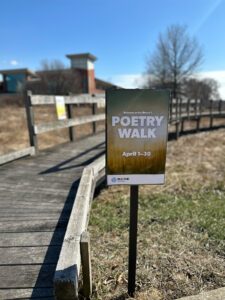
[0,132,105,300]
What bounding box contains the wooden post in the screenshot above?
[179,98,182,120]
[175,98,178,122]
[210,100,213,128]
[199,99,202,115]
[175,122,180,140]
[219,99,222,114]
[92,103,97,134]
[24,91,38,154]
[169,98,173,122]
[181,119,184,133]
[195,98,198,117]
[187,99,190,120]
[178,98,183,134]
[80,231,92,298]
[67,104,75,141]
[128,185,139,297]
[196,117,200,132]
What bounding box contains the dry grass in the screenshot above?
[1,97,225,299]
[88,129,225,300]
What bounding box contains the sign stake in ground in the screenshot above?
[128,185,139,296]
[106,89,169,296]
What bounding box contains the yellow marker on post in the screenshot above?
[55,96,67,120]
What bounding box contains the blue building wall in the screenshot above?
[5,73,26,93]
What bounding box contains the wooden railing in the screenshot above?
[54,155,105,300]
[169,98,225,139]
[1,93,225,165]
[0,147,35,165]
[25,91,105,154]
[0,92,105,165]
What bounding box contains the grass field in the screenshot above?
[0,97,225,299]
[88,129,225,300]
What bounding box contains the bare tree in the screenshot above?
[25,59,82,95]
[146,24,203,98]
[183,77,220,106]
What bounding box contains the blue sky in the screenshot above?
[0,0,225,96]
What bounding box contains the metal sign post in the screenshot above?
[128,185,139,296]
[106,89,170,297]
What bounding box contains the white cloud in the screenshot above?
[10,60,19,66]
[111,70,225,99]
[110,74,147,89]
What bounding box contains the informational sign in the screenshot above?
[55,96,67,120]
[106,89,170,185]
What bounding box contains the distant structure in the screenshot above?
[0,53,115,94]
[0,69,37,93]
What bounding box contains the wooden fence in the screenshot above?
[1,93,225,165]
[25,91,105,154]
[0,92,105,165]
[169,98,225,139]
[54,155,105,300]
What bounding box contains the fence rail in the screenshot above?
[54,155,105,300]
[34,114,105,134]
[1,93,225,164]
[169,98,225,139]
[0,147,35,165]
[25,91,106,154]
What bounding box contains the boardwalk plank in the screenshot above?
[0,132,105,298]
[0,220,68,233]
[0,265,56,288]
[0,288,54,299]
[0,231,65,247]
[0,246,61,265]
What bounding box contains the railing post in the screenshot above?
[24,91,38,154]
[92,103,97,134]
[179,98,182,120]
[187,99,190,119]
[175,98,178,122]
[181,119,184,133]
[195,98,198,118]
[175,121,180,140]
[219,99,222,114]
[199,99,202,115]
[80,231,92,298]
[196,117,200,132]
[210,100,213,128]
[67,104,76,141]
[169,98,173,122]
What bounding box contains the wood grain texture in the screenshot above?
[0,265,56,288]
[54,155,105,300]
[31,93,105,105]
[0,132,105,299]
[0,288,54,299]
[34,114,105,134]
[0,147,35,165]
[80,231,92,298]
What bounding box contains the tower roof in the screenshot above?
[66,53,97,62]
